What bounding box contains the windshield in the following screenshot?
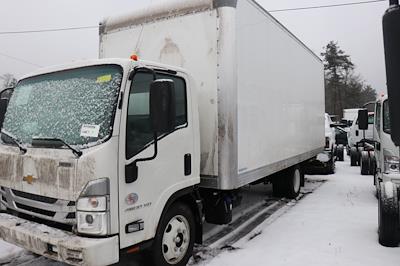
[383,100,390,134]
[2,65,123,148]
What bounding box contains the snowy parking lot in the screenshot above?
[200,157,400,266]
[1,157,400,266]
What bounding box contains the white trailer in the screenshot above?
[100,0,325,190]
[0,1,324,265]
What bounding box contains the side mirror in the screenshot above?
[383,0,400,145]
[358,109,368,130]
[150,79,176,133]
[0,99,9,129]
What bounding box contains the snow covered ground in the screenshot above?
[201,157,400,266]
[1,157,400,265]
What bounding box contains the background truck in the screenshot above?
[378,0,400,248]
[343,108,360,127]
[0,0,324,265]
[348,110,375,166]
[374,95,400,246]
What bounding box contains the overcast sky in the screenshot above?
[0,0,389,94]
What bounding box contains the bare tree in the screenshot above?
[0,73,17,89]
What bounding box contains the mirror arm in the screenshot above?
[125,132,158,184]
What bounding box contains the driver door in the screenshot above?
[118,69,195,249]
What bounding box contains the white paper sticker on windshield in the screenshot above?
[80,124,100,138]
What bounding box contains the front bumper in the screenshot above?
[382,173,400,185]
[0,213,119,266]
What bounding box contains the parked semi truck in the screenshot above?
[0,0,324,265]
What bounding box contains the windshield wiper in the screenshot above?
[0,130,27,154]
[31,137,82,157]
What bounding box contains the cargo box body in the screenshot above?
[100,0,325,190]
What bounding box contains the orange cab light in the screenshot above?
[130,54,139,61]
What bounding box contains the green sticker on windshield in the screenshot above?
[96,75,112,83]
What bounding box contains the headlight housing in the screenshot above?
[384,154,400,174]
[76,178,110,236]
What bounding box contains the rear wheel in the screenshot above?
[286,167,301,199]
[378,182,400,247]
[149,203,195,266]
[350,147,358,166]
[337,145,344,161]
[360,151,370,175]
[273,166,301,199]
[369,152,376,176]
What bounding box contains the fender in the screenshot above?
[147,184,203,244]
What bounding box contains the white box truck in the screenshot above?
[373,95,400,247]
[0,0,324,265]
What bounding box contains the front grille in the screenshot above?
[1,187,76,226]
[15,203,56,217]
[66,212,76,219]
[12,189,58,204]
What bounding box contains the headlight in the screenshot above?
[76,178,110,236]
[77,211,109,235]
[384,154,400,173]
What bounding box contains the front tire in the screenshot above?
[378,182,400,247]
[150,203,195,266]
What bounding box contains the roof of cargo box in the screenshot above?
[100,0,321,62]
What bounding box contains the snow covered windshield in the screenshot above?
[2,65,123,148]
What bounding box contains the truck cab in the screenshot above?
[373,95,399,190]
[0,58,202,265]
[348,112,374,149]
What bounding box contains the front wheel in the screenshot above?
[378,182,400,247]
[149,203,195,266]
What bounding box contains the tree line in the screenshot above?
[321,41,376,118]
[0,73,17,90]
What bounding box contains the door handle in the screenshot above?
[184,154,191,176]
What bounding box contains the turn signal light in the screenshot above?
[130,54,139,61]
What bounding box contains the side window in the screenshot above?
[383,100,391,134]
[375,102,381,133]
[126,71,188,159]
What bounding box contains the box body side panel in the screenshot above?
[235,0,325,182]
[100,11,219,177]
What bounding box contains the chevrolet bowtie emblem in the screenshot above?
[23,175,36,185]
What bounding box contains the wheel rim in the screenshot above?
[162,215,190,264]
[293,169,301,193]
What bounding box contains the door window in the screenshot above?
[375,102,381,134]
[126,71,187,159]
